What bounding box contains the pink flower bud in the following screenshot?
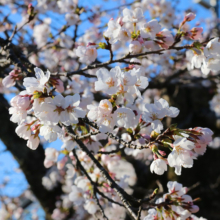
[2,75,15,88]
[158,150,166,156]
[184,13,196,22]
[2,70,20,88]
[117,17,124,26]
[153,154,158,160]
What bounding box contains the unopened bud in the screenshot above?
[158,150,166,156]
[126,128,133,134]
[184,13,196,22]
[111,94,117,100]
[150,144,158,153]
[117,17,123,26]
[153,154,158,160]
[153,188,158,195]
[161,138,172,147]
[27,4,36,21]
[98,42,107,49]
[150,131,159,139]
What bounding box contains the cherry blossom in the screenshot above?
[75,45,97,64]
[140,19,161,39]
[122,8,144,24]
[150,158,167,175]
[23,67,51,94]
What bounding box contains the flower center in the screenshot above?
[54,106,64,115]
[106,78,115,88]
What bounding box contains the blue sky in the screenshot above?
[0,0,215,219]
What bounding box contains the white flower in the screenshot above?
[143,209,159,220]
[15,122,31,140]
[61,139,77,151]
[150,159,167,175]
[86,138,101,154]
[202,55,220,74]
[119,69,137,88]
[44,148,59,168]
[9,106,27,124]
[203,37,220,58]
[114,107,136,128]
[98,114,116,133]
[167,181,186,197]
[75,45,97,63]
[69,185,84,206]
[171,205,191,219]
[62,94,86,125]
[40,125,61,142]
[87,100,116,133]
[104,19,130,44]
[23,67,51,94]
[57,0,77,13]
[27,135,40,150]
[66,164,76,179]
[9,92,31,124]
[84,199,98,215]
[193,127,213,155]
[142,98,179,132]
[190,215,207,220]
[142,102,166,133]
[122,8,144,23]
[95,67,121,95]
[87,104,99,121]
[33,20,50,48]
[167,137,195,175]
[59,33,73,49]
[65,13,79,25]
[38,94,85,125]
[140,19,161,39]
[129,40,142,53]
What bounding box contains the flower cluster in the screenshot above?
[187,37,220,75]
[0,1,217,219]
[144,181,201,220]
[150,126,213,175]
[9,67,85,150]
